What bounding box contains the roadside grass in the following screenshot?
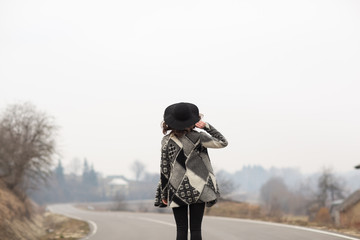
[205,200,263,219]
[39,212,90,240]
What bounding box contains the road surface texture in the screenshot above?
[49,204,359,240]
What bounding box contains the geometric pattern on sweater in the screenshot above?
[168,142,178,161]
[176,176,200,204]
[154,123,228,208]
[207,175,216,192]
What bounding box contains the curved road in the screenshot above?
[49,204,359,240]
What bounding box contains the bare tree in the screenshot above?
[111,192,128,211]
[216,170,238,197]
[260,177,291,218]
[0,102,58,199]
[131,160,146,181]
[316,167,346,207]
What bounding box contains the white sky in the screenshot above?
[1,0,359,179]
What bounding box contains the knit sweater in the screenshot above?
[154,123,228,208]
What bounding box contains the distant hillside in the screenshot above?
[0,180,44,240]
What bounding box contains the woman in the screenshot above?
[154,102,228,240]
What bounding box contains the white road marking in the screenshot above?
[130,216,198,234]
[207,216,360,240]
[134,216,176,227]
[82,220,98,240]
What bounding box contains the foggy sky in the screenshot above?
[1,0,360,179]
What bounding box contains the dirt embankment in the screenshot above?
[0,180,89,240]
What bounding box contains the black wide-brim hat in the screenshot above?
[164,102,200,130]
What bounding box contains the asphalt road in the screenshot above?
[49,204,360,240]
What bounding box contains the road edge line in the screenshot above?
[131,216,176,227]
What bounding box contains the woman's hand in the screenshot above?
[195,121,206,129]
[162,199,168,205]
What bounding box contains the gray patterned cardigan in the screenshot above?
[154,123,228,208]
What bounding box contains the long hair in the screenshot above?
[162,121,194,138]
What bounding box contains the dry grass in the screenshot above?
[205,200,263,219]
[39,212,90,240]
[0,180,43,240]
[0,181,27,220]
[282,215,309,226]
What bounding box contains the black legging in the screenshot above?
[172,203,206,240]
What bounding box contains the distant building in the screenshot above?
[333,190,360,228]
[106,177,129,198]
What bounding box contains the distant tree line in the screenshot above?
[31,159,160,205]
[215,165,360,222]
[259,168,348,221]
[30,159,104,204]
